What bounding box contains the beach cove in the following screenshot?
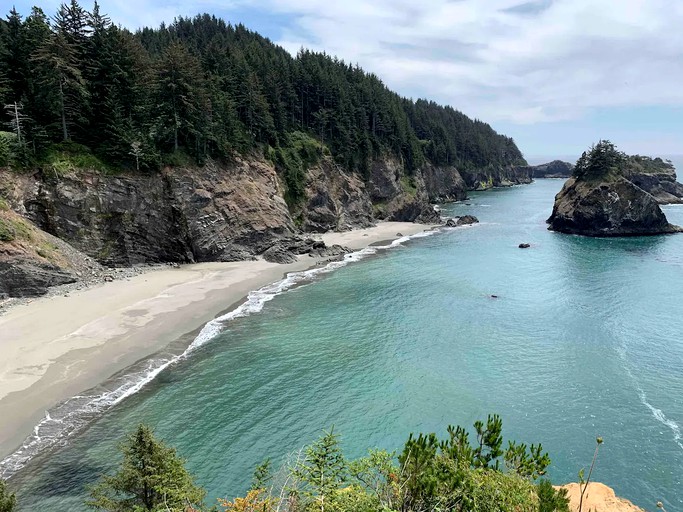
[4,180,683,510]
[0,222,431,474]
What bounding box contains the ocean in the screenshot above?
[7,179,683,510]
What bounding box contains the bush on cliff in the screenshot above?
[83,417,570,512]
[0,480,16,512]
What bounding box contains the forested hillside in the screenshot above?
[0,1,525,185]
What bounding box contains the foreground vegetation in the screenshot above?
[1,417,573,511]
[0,2,525,191]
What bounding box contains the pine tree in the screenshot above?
[31,29,87,141]
[293,428,346,512]
[87,424,205,511]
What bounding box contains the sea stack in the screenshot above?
[547,140,682,236]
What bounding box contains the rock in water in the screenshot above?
[456,215,479,226]
[547,141,682,237]
[446,215,479,227]
[547,176,681,236]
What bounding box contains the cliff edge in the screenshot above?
[560,483,645,512]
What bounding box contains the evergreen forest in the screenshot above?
[0,1,526,184]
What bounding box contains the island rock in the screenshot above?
[547,141,682,237]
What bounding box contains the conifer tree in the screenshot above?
[87,424,205,511]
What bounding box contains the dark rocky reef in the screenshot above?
[445,215,479,227]
[547,176,682,237]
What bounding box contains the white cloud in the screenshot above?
[260,0,683,124]
[46,0,683,127]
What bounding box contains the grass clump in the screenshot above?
[0,218,15,242]
[41,141,111,175]
[400,175,418,197]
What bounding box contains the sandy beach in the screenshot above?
[0,222,430,463]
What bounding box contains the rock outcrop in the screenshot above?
[300,160,374,233]
[526,156,683,203]
[460,166,533,191]
[559,483,645,512]
[624,156,683,204]
[0,149,537,297]
[0,205,98,297]
[547,175,682,236]
[446,215,479,227]
[517,160,574,179]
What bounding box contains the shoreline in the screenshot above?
[0,222,433,472]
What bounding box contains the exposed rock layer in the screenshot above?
[0,155,529,296]
[626,162,683,204]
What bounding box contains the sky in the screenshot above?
[9,0,683,161]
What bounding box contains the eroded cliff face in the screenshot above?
[300,160,374,233]
[0,154,440,272]
[626,165,683,204]
[0,154,533,297]
[459,166,533,190]
[4,157,296,266]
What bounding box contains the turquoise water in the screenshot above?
[9,180,683,510]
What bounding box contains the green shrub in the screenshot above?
[271,131,325,207]
[0,133,12,167]
[328,485,380,512]
[461,468,538,512]
[162,148,195,167]
[0,219,16,242]
[0,479,16,512]
[41,141,110,174]
[537,479,570,512]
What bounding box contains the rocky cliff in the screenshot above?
[459,165,533,190]
[624,156,683,204]
[547,175,681,236]
[0,152,534,297]
[517,160,574,179]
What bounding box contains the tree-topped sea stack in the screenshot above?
[547,141,682,236]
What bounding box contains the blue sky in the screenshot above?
[9,0,683,161]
